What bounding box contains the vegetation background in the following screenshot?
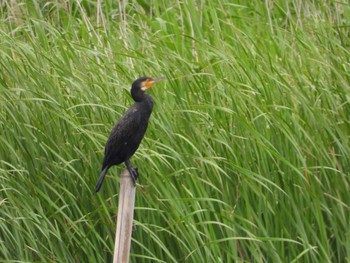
[1,0,349,262]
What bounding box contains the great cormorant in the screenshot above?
[94,76,164,192]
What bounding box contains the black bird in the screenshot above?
[94,76,165,192]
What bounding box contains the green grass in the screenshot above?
[0,0,349,262]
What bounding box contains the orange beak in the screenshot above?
[145,77,165,89]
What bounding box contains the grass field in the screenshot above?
[1,1,349,262]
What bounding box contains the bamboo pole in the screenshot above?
[113,169,136,263]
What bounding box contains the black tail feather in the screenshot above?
[94,166,109,193]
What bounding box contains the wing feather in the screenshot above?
[102,105,144,168]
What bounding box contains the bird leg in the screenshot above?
[125,159,138,186]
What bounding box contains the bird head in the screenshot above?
[131,76,165,101]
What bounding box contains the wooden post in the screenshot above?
[113,169,136,263]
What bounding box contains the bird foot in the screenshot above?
[128,167,139,186]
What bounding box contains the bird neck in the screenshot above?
[131,93,142,102]
[132,93,153,103]
[134,94,154,113]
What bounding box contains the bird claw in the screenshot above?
[130,167,139,186]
